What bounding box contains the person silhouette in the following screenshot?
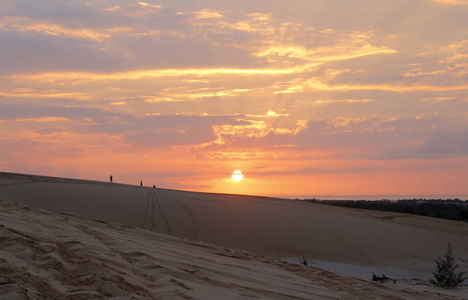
[140,180,143,186]
[110,175,113,183]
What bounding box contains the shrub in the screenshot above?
[372,273,392,283]
[299,258,308,266]
[430,243,466,288]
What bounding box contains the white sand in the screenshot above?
[1,172,467,299]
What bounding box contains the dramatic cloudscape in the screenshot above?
[1,0,467,197]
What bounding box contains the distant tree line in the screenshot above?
[303,199,468,222]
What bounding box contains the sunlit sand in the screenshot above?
[1,172,467,299]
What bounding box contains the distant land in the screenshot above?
[305,198,468,223]
[290,195,468,201]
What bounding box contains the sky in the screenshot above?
[1,0,467,198]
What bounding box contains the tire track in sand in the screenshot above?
[164,194,206,241]
[141,188,172,234]
[154,189,172,235]
[140,190,154,229]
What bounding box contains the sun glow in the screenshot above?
[231,170,244,182]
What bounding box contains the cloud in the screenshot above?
[0,103,127,122]
[179,9,224,19]
[125,128,216,147]
[136,2,162,10]
[7,67,302,82]
[1,0,467,195]
[197,115,468,161]
[257,41,396,65]
[0,138,83,161]
[0,16,118,42]
[245,110,290,118]
[0,30,118,74]
[420,129,468,156]
[315,99,378,105]
[429,0,468,5]
[75,114,252,148]
[376,129,468,159]
[419,97,457,102]
[114,2,163,17]
[297,78,468,93]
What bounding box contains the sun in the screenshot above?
[231,170,244,182]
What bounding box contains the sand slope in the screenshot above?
[1,200,462,299]
[0,172,467,293]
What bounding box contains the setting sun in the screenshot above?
[232,170,244,182]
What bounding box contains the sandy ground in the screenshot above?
[1,172,467,299]
[1,200,464,300]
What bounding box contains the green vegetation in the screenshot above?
[430,243,466,288]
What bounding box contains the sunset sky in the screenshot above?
[1,0,467,198]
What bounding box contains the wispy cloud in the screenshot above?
[1,0,467,196]
[419,97,457,102]
[178,9,224,19]
[0,16,127,42]
[429,0,468,5]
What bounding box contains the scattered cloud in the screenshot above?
[1,0,467,195]
[419,97,457,102]
[179,9,224,19]
[315,99,378,105]
[0,16,126,42]
[429,0,468,5]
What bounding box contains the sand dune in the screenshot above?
[1,172,467,299]
[1,199,462,299]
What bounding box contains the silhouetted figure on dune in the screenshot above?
[140,180,143,186]
[110,175,113,183]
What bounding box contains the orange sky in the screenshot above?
[1,0,467,198]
